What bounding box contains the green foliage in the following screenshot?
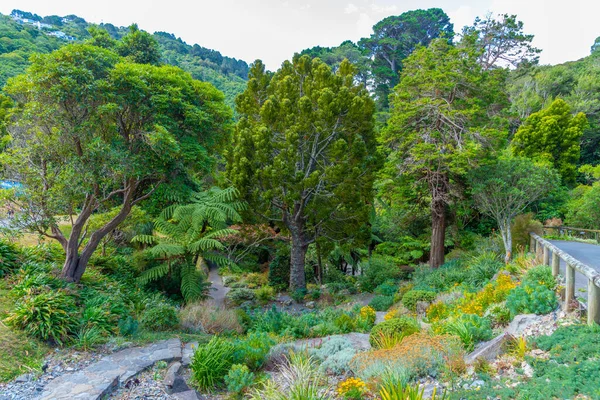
[402,290,437,311]
[440,315,493,351]
[268,249,290,290]
[228,55,379,291]
[224,364,255,395]
[565,182,600,229]
[375,280,399,297]
[334,314,356,333]
[140,301,179,331]
[506,282,558,316]
[5,289,78,345]
[369,317,420,348]
[380,381,447,400]
[369,295,394,311]
[309,336,357,374]
[226,288,256,306]
[255,285,275,304]
[190,336,236,390]
[469,155,559,260]
[452,325,600,399]
[359,256,402,292]
[117,24,160,64]
[487,304,512,326]
[117,316,139,337]
[467,252,503,289]
[0,240,21,277]
[233,332,275,371]
[3,42,233,283]
[134,187,244,302]
[358,8,454,110]
[512,99,588,185]
[511,213,543,251]
[523,266,556,290]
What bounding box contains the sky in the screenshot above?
[1,0,599,70]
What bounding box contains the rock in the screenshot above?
[522,362,534,378]
[163,361,182,389]
[465,333,509,364]
[416,301,430,316]
[471,379,485,388]
[506,314,544,337]
[306,301,316,309]
[39,338,182,400]
[182,342,198,367]
[15,373,31,383]
[173,390,200,400]
[171,375,192,394]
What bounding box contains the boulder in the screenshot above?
[465,333,509,364]
[506,314,544,337]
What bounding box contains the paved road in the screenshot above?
[548,240,600,300]
[207,263,229,306]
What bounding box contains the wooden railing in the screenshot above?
[529,233,600,325]
[542,226,600,244]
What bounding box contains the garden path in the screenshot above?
[207,264,229,307]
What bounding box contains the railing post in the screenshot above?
[543,246,550,266]
[588,280,600,325]
[536,239,543,263]
[530,235,536,253]
[551,252,560,277]
[564,263,575,311]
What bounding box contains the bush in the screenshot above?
[268,250,290,290]
[140,301,179,331]
[118,316,139,337]
[412,259,470,292]
[523,265,556,290]
[291,288,307,303]
[375,280,399,296]
[6,289,78,345]
[486,303,511,327]
[226,288,256,306]
[310,336,357,374]
[334,313,356,333]
[402,290,436,311]
[359,256,401,292]
[0,240,21,277]
[179,301,243,334]
[369,295,394,311]
[438,314,493,351]
[255,285,276,304]
[511,213,543,251]
[356,306,376,330]
[245,272,268,289]
[234,332,276,370]
[369,317,420,348]
[190,336,236,390]
[224,364,254,395]
[467,252,502,289]
[506,282,558,316]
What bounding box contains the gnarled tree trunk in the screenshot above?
[429,172,449,268]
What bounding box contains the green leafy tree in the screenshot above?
[2,44,232,282]
[300,41,370,87]
[565,183,600,229]
[117,24,161,65]
[469,155,559,262]
[461,14,540,70]
[359,8,454,109]
[512,99,587,185]
[382,38,507,268]
[227,56,379,290]
[133,187,244,302]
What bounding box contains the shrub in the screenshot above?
[486,303,511,327]
[0,240,21,277]
[412,259,469,292]
[226,288,256,306]
[380,381,446,400]
[224,364,255,395]
[375,280,399,296]
[402,290,436,311]
[356,306,376,330]
[74,326,105,350]
[140,301,179,331]
[506,282,558,316]
[255,285,276,304]
[245,272,268,289]
[359,256,401,292]
[179,301,243,334]
[268,251,290,290]
[458,273,516,316]
[291,288,307,303]
[310,337,357,374]
[511,213,543,251]
[337,377,367,400]
[467,251,502,288]
[117,316,139,337]
[369,317,420,348]
[393,282,414,303]
[523,265,556,290]
[334,313,356,333]
[438,314,493,351]
[425,302,450,323]
[369,295,394,311]
[234,332,276,370]
[190,336,236,390]
[5,289,78,345]
[353,333,463,381]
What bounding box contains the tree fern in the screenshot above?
[133,187,246,302]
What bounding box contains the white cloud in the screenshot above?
[344,3,359,14]
[447,5,477,33]
[370,3,397,13]
[356,12,374,37]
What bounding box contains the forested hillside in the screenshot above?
[0,9,248,107]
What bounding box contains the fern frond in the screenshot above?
[137,263,169,285]
[131,234,158,245]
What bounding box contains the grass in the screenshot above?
[0,281,50,382]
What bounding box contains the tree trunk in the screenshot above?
[430,197,446,268]
[499,219,512,263]
[289,233,307,291]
